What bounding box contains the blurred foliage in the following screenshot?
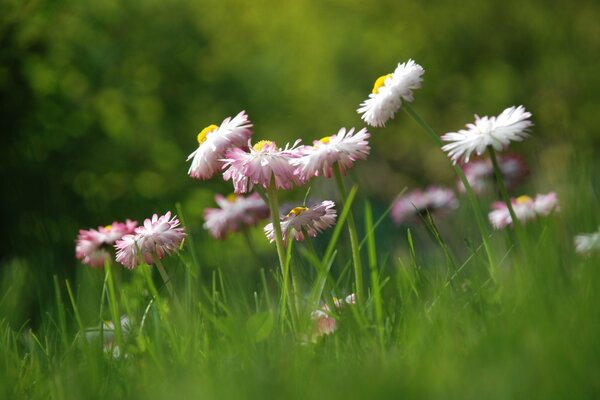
[1,0,599,314]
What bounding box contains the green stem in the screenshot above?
[488,146,522,232]
[154,257,174,298]
[266,183,292,326]
[403,103,497,281]
[333,164,364,306]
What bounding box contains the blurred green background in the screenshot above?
[1,0,599,321]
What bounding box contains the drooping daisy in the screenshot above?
[186,111,253,180]
[264,201,337,244]
[115,211,186,269]
[292,127,370,181]
[76,220,138,267]
[458,154,529,194]
[203,193,270,239]
[222,139,304,193]
[441,106,533,164]
[357,59,425,127]
[488,192,559,229]
[574,228,600,255]
[391,186,458,225]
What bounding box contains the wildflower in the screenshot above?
[264,201,337,244]
[309,294,355,340]
[84,315,131,358]
[222,139,303,193]
[115,212,186,269]
[203,193,270,239]
[292,127,370,181]
[76,220,138,267]
[488,192,559,229]
[441,106,533,164]
[391,186,458,225]
[574,228,600,255]
[357,59,425,127]
[458,154,529,194]
[186,111,253,180]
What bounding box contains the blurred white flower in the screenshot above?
[391,186,458,225]
[574,228,600,255]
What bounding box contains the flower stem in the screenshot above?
[266,183,292,326]
[333,164,364,306]
[154,257,174,298]
[488,146,522,232]
[403,103,497,281]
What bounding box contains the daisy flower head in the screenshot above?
[488,192,559,230]
[203,193,270,239]
[264,200,337,244]
[574,228,600,255]
[222,139,304,193]
[391,186,458,225]
[292,127,370,181]
[186,111,253,180]
[357,59,425,127]
[441,106,533,164]
[458,154,529,194]
[75,220,138,267]
[115,211,186,269]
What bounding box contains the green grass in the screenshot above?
[1,155,599,400]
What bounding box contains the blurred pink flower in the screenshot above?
[357,59,425,127]
[222,139,304,193]
[264,201,337,244]
[441,106,533,164]
[186,111,253,180]
[309,293,356,340]
[488,192,559,229]
[203,193,270,239]
[292,127,370,181]
[458,154,529,194]
[115,212,186,269]
[76,220,138,267]
[391,187,458,225]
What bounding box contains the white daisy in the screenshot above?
[203,193,269,239]
[574,228,600,255]
[357,59,425,127]
[441,106,533,164]
[488,192,559,230]
[264,201,337,244]
[186,111,253,180]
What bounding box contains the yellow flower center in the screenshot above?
[318,136,331,144]
[516,195,533,204]
[253,140,275,152]
[287,206,308,217]
[226,193,238,202]
[104,225,112,231]
[372,73,392,94]
[197,124,218,144]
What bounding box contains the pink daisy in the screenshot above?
[264,201,337,244]
[391,186,458,225]
[76,220,138,267]
[115,211,186,269]
[309,293,356,341]
[292,127,371,181]
[186,111,253,180]
[203,193,270,239]
[488,192,559,229]
[222,139,304,193]
[458,154,529,194]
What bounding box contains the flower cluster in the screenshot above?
[76,220,138,267]
[391,187,458,225]
[488,193,559,229]
[204,193,269,239]
[115,212,186,269]
[264,201,337,245]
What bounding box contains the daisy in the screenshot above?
[458,154,529,194]
[222,139,304,193]
[264,200,337,244]
[76,220,138,267]
[441,106,533,164]
[574,228,600,255]
[186,111,253,180]
[203,193,270,239]
[292,127,370,181]
[115,211,186,269]
[357,59,425,127]
[84,315,131,359]
[391,186,458,225]
[488,192,559,229]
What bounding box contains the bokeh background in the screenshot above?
[1,0,599,321]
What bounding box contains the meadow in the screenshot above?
[1,0,599,398]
